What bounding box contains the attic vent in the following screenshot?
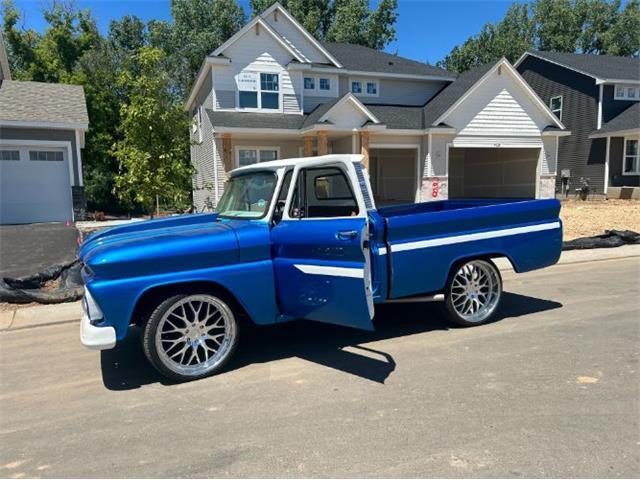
[388,61,394,65]
[256,23,260,35]
[498,65,502,75]
[274,10,278,21]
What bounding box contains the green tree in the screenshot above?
[439,0,638,73]
[250,0,398,49]
[111,47,192,214]
[168,0,245,96]
[602,0,640,55]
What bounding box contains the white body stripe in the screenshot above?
[294,264,365,278]
[390,221,561,253]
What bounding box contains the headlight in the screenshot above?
[83,287,104,325]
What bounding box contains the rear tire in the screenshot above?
[141,292,239,382]
[443,259,502,327]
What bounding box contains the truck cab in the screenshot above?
[80,154,562,382]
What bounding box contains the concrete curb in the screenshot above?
[1,245,638,333]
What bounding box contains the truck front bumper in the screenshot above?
[80,313,116,350]
[80,286,116,350]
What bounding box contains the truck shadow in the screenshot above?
[100,292,562,390]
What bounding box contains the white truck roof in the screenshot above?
[231,154,364,176]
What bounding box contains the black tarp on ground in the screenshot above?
[0,260,83,304]
[562,230,640,250]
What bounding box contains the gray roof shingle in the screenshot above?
[526,51,640,81]
[366,104,424,129]
[206,109,304,129]
[0,80,88,126]
[320,42,456,79]
[595,103,640,135]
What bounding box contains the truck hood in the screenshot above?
[80,214,245,280]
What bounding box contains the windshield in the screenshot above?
[216,171,277,219]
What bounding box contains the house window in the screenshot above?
[0,150,20,161]
[239,91,258,109]
[237,147,279,167]
[237,72,280,110]
[29,150,63,161]
[304,77,315,90]
[351,78,379,96]
[319,78,331,91]
[623,139,639,175]
[260,73,279,109]
[550,96,563,121]
[614,84,640,101]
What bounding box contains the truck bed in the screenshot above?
[374,199,562,299]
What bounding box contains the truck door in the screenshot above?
[271,162,374,330]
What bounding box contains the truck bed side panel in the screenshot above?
[383,199,562,298]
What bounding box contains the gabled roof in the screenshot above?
[422,61,496,127]
[516,51,640,83]
[212,16,306,63]
[315,93,381,125]
[211,2,340,67]
[321,42,456,79]
[0,80,88,128]
[422,58,565,130]
[590,103,640,138]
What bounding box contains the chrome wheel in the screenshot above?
[449,260,501,323]
[154,294,237,377]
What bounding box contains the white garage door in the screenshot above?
[0,146,73,224]
[449,147,539,199]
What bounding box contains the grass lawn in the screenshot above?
[560,199,640,240]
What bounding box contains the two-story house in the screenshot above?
[516,51,640,199]
[186,2,569,210]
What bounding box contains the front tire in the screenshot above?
[443,259,502,327]
[141,293,239,382]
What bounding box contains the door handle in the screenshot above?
[336,230,358,241]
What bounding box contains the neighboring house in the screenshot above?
[0,33,89,225]
[517,51,640,198]
[187,2,569,209]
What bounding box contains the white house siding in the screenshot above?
[191,69,217,211]
[446,70,550,136]
[325,102,369,129]
[263,11,329,64]
[214,26,301,114]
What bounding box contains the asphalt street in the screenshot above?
[1,257,638,478]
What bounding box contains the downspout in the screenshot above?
[597,84,603,130]
[604,136,610,196]
[213,131,219,203]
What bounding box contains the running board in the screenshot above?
[384,293,445,304]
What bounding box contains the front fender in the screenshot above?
[88,260,278,340]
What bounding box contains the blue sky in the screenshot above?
[8,0,526,63]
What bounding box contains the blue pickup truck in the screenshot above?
[80,155,562,381]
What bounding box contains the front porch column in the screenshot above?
[360,131,370,170]
[221,133,233,171]
[303,134,314,157]
[317,130,329,156]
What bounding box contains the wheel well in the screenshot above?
[447,253,512,279]
[130,281,251,327]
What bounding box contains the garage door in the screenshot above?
[0,146,73,224]
[449,147,539,199]
[370,149,417,204]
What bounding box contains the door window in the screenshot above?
[290,167,359,218]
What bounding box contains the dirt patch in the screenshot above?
[560,199,640,240]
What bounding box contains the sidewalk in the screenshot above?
[1,245,638,333]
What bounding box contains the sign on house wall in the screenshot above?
[236,72,258,91]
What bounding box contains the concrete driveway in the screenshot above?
[0,257,638,477]
[0,223,78,278]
